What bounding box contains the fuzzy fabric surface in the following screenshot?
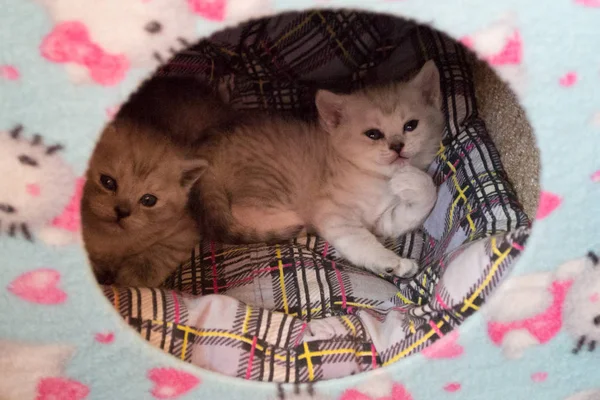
[0,1,599,400]
[472,56,540,217]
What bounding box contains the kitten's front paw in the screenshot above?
[389,166,436,206]
[375,256,419,278]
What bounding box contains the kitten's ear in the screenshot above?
[410,60,442,109]
[315,90,345,130]
[180,159,209,189]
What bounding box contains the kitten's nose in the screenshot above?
[114,205,131,220]
[390,142,404,154]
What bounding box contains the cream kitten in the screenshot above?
[191,60,444,277]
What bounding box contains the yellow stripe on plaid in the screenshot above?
[333,301,374,309]
[111,286,120,310]
[152,320,378,372]
[275,246,290,314]
[396,291,414,305]
[316,12,358,67]
[298,346,373,381]
[383,319,446,366]
[460,236,510,313]
[341,316,357,337]
[242,306,252,334]
[274,12,317,48]
[438,143,476,239]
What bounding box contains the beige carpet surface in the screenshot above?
[470,56,540,218]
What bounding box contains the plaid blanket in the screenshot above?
[103,11,530,383]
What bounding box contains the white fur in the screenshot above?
[317,165,436,277]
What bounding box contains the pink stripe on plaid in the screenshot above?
[294,323,307,346]
[429,320,444,337]
[210,241,219,293]
[245,336,258,379]
[322,242,329,257]
[332,261,347,309]
[371,344,378,369]
[435,291,450,309]
[171,292,180,324]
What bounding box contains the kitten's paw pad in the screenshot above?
[379,258,419,278]
[390,167,436,206]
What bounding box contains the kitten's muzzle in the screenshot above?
[389,142,405,155]
[114,205,131,221]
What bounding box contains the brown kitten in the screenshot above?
[191,61,444,277]
[82,76,234,287]
[115,76,234,146]
[82,119,207,287]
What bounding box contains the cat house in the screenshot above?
[1,2,599,400]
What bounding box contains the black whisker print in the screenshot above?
[177,37,190,47]
[18,154,39,167]
[8,223,16,237]
[21,223,32,242]
[588,251,599,265]
[153,51,165,64]
[10,124,23,139]
[573,335,586,354]
[168,47,177,55]
[0,204,16,213]
[46,144,63,155]
[31,134,42,146]
[589,340,596,352]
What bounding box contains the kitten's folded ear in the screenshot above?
[180,159,209,189]
[410,60,442,110]
[315,90,346,131]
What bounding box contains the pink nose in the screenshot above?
[26,184,41,197]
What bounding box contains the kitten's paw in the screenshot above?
[374,256,419,278]
[390,166,436,206]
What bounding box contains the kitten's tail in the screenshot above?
[190,174,300,244]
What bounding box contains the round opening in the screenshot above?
[80,9,538,383]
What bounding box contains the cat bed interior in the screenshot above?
[101,11,531,382]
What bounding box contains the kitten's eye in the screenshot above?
[403,120,419,132]
[18,154,39,167]
[100,174,117,192]
[364,129,384,140]
[140,194,158,207]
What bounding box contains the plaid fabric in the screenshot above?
[106,11,530,382]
